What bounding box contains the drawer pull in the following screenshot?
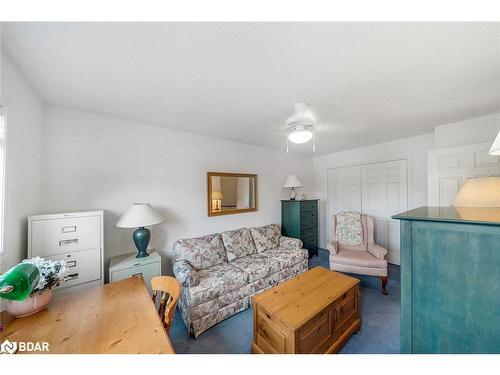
[66,273,79,281]
[59,239,78,246]
[132,273,143,277]
[61,225,77,233]
[67,260,77,268]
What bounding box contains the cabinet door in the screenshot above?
[110,262,161,293]
[428,141,500,206]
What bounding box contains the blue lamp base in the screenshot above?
[133,227,151,258]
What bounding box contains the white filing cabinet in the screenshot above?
[109,250,161,293]
[28,210,104,293]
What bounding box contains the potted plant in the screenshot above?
[6,257,68,318]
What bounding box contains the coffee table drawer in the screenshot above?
[257,313,286,352]
[299,315,331,353]
[335,296,356,326]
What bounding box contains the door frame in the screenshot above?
[326,156,411,265]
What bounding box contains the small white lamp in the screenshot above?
[283,175,303,200]
[211,191,223,211]
[488,130,500,155]
[116,203,166,258]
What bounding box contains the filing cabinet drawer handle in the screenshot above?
[66,273,79,281]
[61,225,77,233]
[59,239,78,246]
[132,272,143,277]
[67,260,77,268]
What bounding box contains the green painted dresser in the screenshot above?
[392,206,500,353]
[281,199,319,258]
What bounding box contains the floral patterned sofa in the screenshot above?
[172,224,308,337]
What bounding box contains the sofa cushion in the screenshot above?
[173,233,227,270]
[330,249,387,269]
[229,253,281,282]
[261,247,309,268]
[221,228,257,261]
[187,263,249,306]
[250,224,281,253]
[278,236,303,251]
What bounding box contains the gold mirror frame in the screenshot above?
[207,172,258,217]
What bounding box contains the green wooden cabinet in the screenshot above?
[393,206,500,353]
[281,199,319,258]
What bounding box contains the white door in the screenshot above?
[361,160,408,265]
[326,166,361,244]
[428,141,500,206]
[326,159,408,265]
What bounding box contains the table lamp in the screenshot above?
[211,191,223,211]
[283,174,303,200]
[116,203,166,258]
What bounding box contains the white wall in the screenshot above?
[313,133,434,248]
[1,52,44,271]
[41,105,313,274]
[434,113,500,149]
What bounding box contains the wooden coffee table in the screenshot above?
[251,266,361,354]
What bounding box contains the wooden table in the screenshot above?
[252,266,361,354]
[0,276,174,354]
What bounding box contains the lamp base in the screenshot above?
[289,187,297,200]
[133,227,151,258]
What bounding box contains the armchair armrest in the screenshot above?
[327,240,339,255]
[279,236,303,250]
[368,243,387,259]
[173,260,199,287]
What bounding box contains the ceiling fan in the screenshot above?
[285,102,317,153]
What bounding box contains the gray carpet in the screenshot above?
[169,249,401,354]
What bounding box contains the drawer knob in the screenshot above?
[67,260,77,268]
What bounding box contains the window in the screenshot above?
[0,105,5,256]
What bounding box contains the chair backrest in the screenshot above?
[332,213,375,251]
[151,276,181,333]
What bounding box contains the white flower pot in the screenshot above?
[6,289,53,318]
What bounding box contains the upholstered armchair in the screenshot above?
[327,212,389,295]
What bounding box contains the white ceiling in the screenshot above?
[3,22,500,155]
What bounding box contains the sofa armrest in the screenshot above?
[279,236,303,250]
[173,260,199,287]
[327,240,339,255]
[368,243,387,259]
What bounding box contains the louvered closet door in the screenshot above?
[327,160,407,265]
[326,166,362,245]
[361,160,408,265]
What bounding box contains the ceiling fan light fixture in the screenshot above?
[288,126,313,144]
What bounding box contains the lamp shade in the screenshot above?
[211,191,223,200]
[283,174,303,188]
[116,203,166,228]
[453,177,500,207]
[488,130,500,155]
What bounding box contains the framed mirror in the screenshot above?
[207,172,258,216]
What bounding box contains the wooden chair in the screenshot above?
[151,276,181,334]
